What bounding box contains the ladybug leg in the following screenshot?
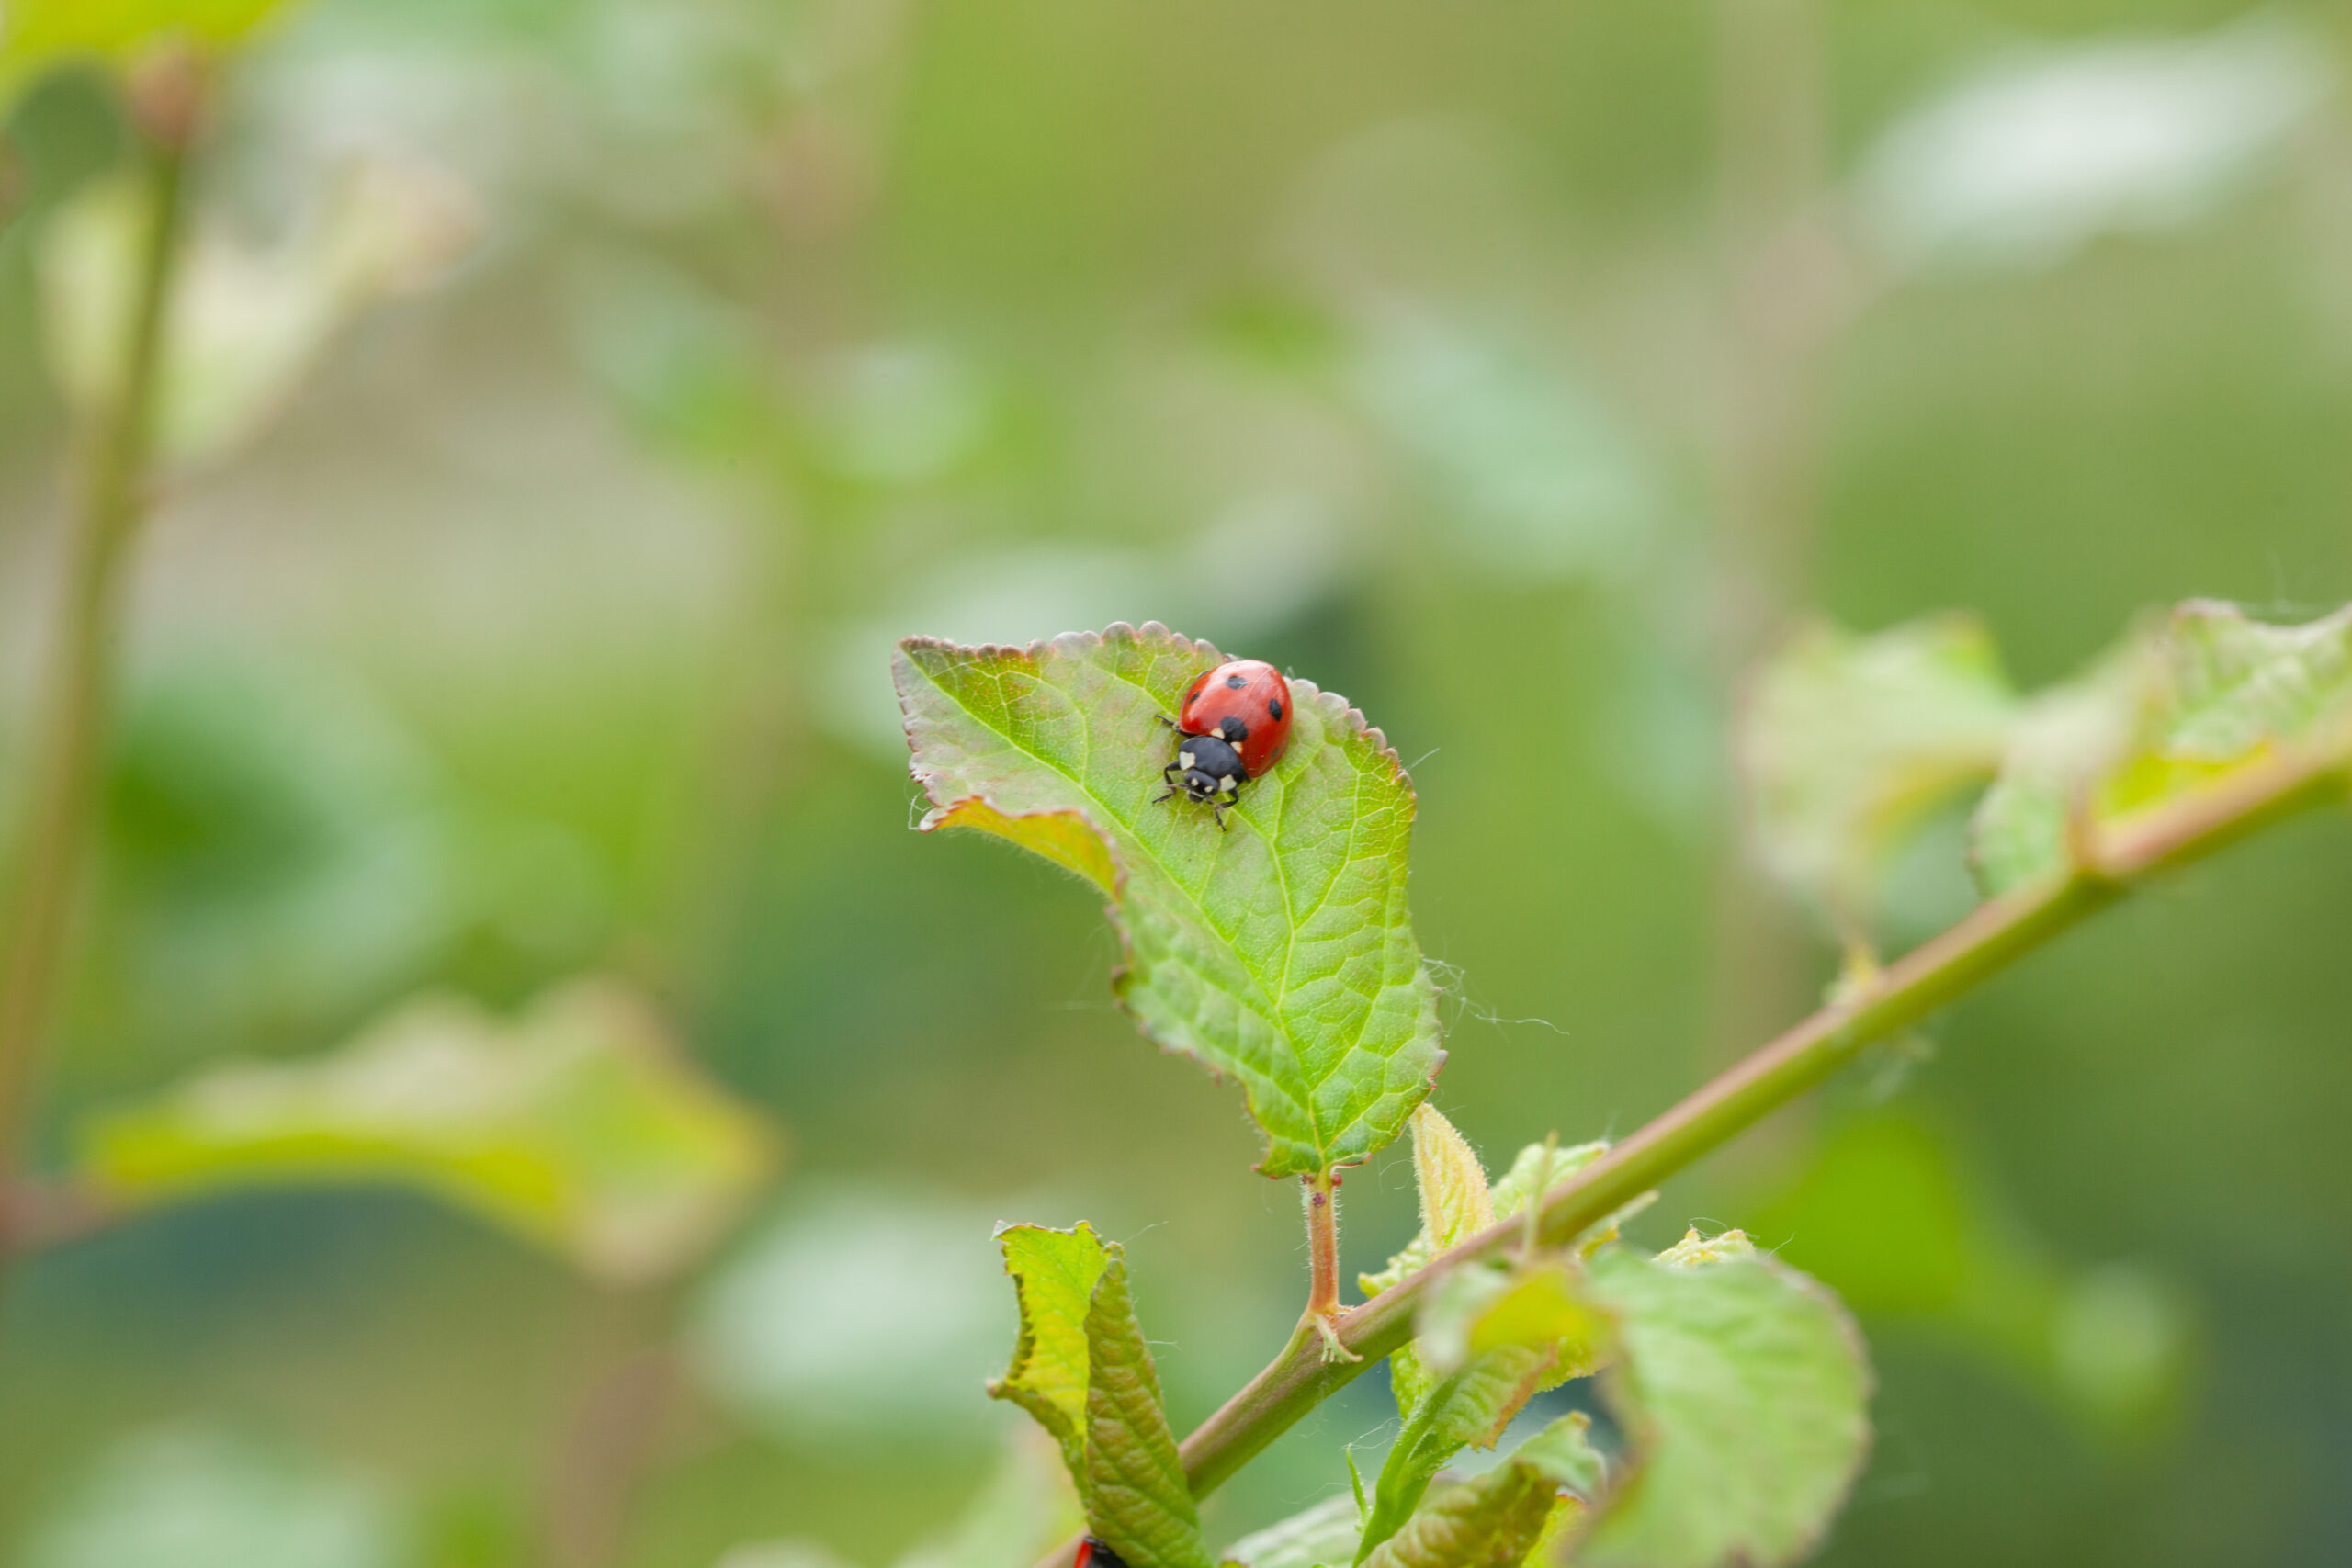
[1212,800,1228,830]
[1156,712,1179,731]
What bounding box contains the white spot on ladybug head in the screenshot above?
[1179,751,1195,770]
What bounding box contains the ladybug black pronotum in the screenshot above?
[1074,1540,1129,1568]
[1154,658,1295,828]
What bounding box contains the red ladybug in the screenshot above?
[1074,1540,1128,1568]
[1155,658,1293,827]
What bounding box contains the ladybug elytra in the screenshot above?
[1155,658,1293,828]
[1074,1540,1129,1568]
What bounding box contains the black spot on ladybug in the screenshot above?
[1269,698,1283,719]
[1225,673,1247,688]
[1220,716,1248,743]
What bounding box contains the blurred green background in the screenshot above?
[5,0,2352,1565]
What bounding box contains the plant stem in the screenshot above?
[0,131,190,1190]
[1170,743,2347,1501]
[1303,1174,1340,1319]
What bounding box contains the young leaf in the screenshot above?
[1973,601,2352,894]
[78,978,777,1283]
[1574,1237,1872,1568]
[1361,1106,1499,1298]
[989,1224,1214,1568]
[1360,1414,1605,1568]
[896,624,1443,1181]
[1741,615,2018,918]
[1223,1496,1361,1568]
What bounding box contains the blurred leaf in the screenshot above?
[1221,1495,1360,1568]
[1973,600,2352,895]
[81,977,777,1283]
[691,1188,1016,1443]
[1742,615,2018,921]
[1574,1237,1871,1568]
[25,1424,411,1568]
[1855,16,2331,273]
[989,1224,1212,1568]
[898,1429,1085,1568]
[1360,1413,1604,1568]
[39,153,476,467]
[1419,1262,1601,1383]
[0,0,293,107]
[1758,1114,2190,1442]
[896,623,1442,1181]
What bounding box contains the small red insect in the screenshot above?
[1074,1540,1129,1568]
[1156,658,1294,827]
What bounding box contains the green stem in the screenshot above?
[1170,743,2347,1502]
[0,135,189,1189]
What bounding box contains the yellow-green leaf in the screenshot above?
[79,978,777,1283]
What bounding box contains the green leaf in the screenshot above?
[989,1224,1213,1568]
[896,624,1443,1180]
[1973,601,2352,894]
[1574,1238,1872,1568]
[1742,615,2018,918]
[1222,1495,1361,1568]
[1361,1414,1605,1568]
[78,978,777,1284]
[1,0,293,107]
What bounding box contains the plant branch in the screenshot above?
[0,114,192,1188]
[1168,742,2348,1504]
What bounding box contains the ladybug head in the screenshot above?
[1171,733,1244,802]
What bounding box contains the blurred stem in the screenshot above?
[0,130,190,1192]
[1702,0,1840,1074]
[537,1288,682,1568]
[1076,740,2346,1530]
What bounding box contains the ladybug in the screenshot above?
[1074,1540,1129,1568]
[1155,658,1293,828]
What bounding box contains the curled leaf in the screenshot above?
[989,1224,1213,1568]
[897,624,1442,1181]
